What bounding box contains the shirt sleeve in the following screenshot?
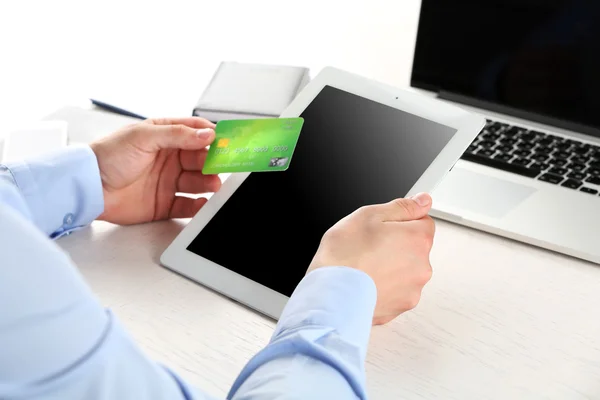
[0,195,218,400]
[0,192,376,400]
[229,267,377,400]
[0,144,104,238]
[0,146,377,399]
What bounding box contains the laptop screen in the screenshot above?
[411,0,600,136]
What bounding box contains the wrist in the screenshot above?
[89,143,111,222]
[96,187,113,222]
[278,266,377,344]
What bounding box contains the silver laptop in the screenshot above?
[411,1,600,264]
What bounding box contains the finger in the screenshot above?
[148,117,216,130]
[376,193,432,222]
[147,124,215,151]
[180,149,209,171]
[423,261,434,285]
[170,196,208,219]
[177,171,222,193]
[421,215,436,237]
[372,315,395,326]
[402,217,436,249]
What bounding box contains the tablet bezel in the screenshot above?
[160,66,485,320]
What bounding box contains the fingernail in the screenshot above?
[196,128,214,139]
[411,192,431,207]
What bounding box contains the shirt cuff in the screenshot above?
[0,166,33,220]
[227,267,377,399]
[274,266,377,357]
[4,145,104,237]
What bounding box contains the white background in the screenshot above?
[0,0,421,134]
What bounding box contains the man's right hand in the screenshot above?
[307,193,435,325]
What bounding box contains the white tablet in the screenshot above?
[160,67,484,319]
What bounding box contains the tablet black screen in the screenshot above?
[187,85,456,296]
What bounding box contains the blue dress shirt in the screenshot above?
[0,145,377,399]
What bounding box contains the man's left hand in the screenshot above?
[90,117,221,225]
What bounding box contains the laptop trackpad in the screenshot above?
[433,167,537,219]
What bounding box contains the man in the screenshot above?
[0,117,435,399]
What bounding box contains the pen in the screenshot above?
[90,99,147,120]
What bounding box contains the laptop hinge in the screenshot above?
[438,90,600,138]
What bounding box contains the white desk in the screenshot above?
[57,217,600,399]
[4,1,600,398]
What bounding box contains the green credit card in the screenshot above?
[202,118,304,174]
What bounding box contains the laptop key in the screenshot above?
[488,123,503,133]
[561,179,583,189]
[481,133,500,141]
[532,162,549,171]
[529,130,546,138]
[580,187,598,195]
[548,167,567,175]
[503,126,522,136]
[586,176,600,185]
[477,148,495,157]
[517,141,535,150]
[479,140,496,149]
[567,162,586,172]
[532,154,549,162]
[536,146,553,154]
[511,158,531,167]
[568,171,586,181]
[548,158,568,167]
[539,173,564,184]
[589,161,600,169]
[586,167,600,177]
[553,150,570,159]
[571,155,589,164]
[574,146,589,155]
[495,144,513,153]
[494,154,513,162]
[465,145,478,154]
[519,132,536,142]
[555,143,571,151]
[461,152,541,178]
[512,149,530,158]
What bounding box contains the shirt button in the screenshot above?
[63,213,74,226]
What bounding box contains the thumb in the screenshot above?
[147,124,216,151]
[379,192,432,222]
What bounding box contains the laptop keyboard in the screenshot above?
[461,119,600,195]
